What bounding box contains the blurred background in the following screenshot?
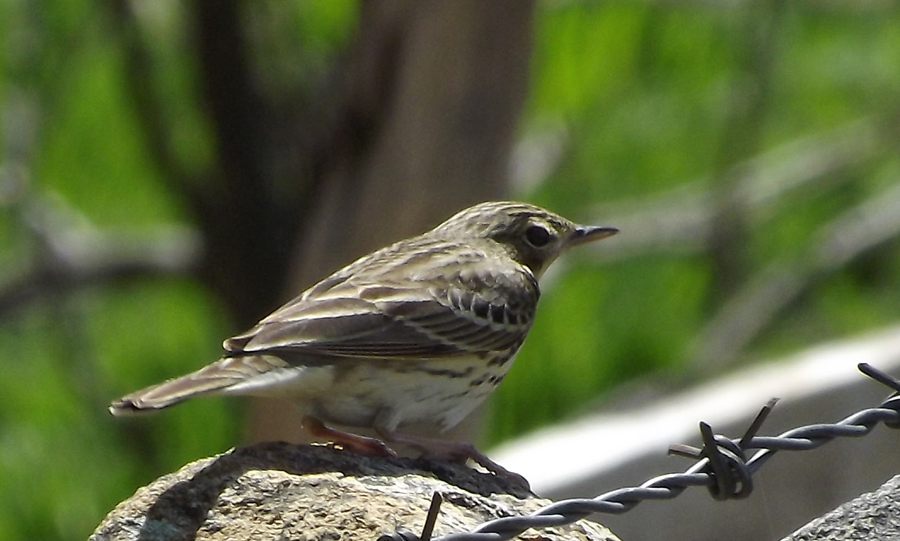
[1,0,899,540]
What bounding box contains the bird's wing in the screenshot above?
[223,263,539,363]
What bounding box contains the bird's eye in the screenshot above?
[525,225,552,247]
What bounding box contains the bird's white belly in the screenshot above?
[310,357,512,433]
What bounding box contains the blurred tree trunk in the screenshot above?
[245,0,535,443]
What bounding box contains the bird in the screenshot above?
[110,201,617,483]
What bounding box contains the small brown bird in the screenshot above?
[110,201,617,482]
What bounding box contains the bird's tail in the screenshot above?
[108,355,286,416]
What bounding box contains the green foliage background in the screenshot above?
[1,1,899,540]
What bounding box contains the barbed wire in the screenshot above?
[378,362,900,541]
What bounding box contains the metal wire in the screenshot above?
[378,363,900,541]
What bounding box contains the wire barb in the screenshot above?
[421,492,443,541]
[739,397,778,448]
[858,362,900,393]
[376,492,444,541]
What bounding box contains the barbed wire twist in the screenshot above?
[378,363,900,541]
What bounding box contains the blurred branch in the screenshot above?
[109,0,309,325]
[108,0,202,207]
[190,0,270,208]
[509,120,569,194]
[688,179,900,372]
[0,193,201,320]
[584,117,885,260]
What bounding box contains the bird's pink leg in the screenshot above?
[301,416,398,457]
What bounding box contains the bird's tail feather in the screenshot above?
[108,356,284,416]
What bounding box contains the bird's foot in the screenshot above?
[380,431,530,490]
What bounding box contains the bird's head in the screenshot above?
[432,201,618,278]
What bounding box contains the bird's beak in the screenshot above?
[568,225,618,246]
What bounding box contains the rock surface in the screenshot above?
[782,474,900,541]
[90,442,619,541]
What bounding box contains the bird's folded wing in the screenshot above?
[223,271,537,362]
